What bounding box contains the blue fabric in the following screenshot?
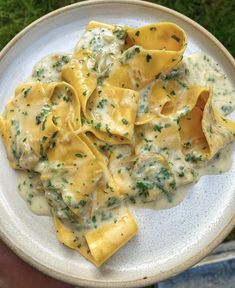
[155,259,235,288]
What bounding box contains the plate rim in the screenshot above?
[0,0,234,287]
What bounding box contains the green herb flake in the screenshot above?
[153,123,163,132]
[116,154,123,159]
[146,54,152,63]
[97,98,108,109]
[107,197,118,207]
[75,153,87,158]
[207,77,215,82]
[22,87,31,98]
[33,68,45,80]
[121,46,141,63]
[105,124,112,136]
[35,104,52,129]
[185,153,202,163]
[42,136,48,143]
[79,200,86,207]
[178,170,185,177]
[52,55,70,72]
[122,118,129,125]
[47,180,54,189]
[100,143,112,152]
[136,181,150,198]
[63,95,70,102]
[95,122,101,129]
[221,105,232,114]
[113,28,126,40]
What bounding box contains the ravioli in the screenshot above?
[0,20,234,268]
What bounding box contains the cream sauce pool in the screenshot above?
[18,171,50,216]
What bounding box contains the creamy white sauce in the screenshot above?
[177,53,235,116]
[76,27,125,78]
[129,145,232,211]
[18,171,50,215]
[28,53,71,83]
[15,37,235,217]
[133,185,189,210]
[20,143,231,216]
[137,82,154,118]
[196,144,232,178]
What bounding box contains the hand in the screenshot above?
[0,240,74,288]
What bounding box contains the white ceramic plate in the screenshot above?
[0,1,234,287]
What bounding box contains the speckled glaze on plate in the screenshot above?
[0,1,234,287]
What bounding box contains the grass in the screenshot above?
[0,0,234,256]
[0,0,234,56]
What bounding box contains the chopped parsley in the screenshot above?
[75,153,87,158]
[63,95,71,102]
[113,28,126,40]
[221,105,232,114]
[178,167,185,177]
[153,123,164,132]
[79,200,87,207]
[146,54,152,62]
[97,98,108,109]
[47,180,54,189]
[42,136,48,143]
[136,181,151,198]
[100,143,113,152]
[185,153,202,163]
[207,77,215,82]
[122,118,129,125]
[94,122,101,129]
[116,154,123,159]
[105,124,112,136]
[52,55,70,72]
[33,68,45,81]
[121,46,141,63]
[107,197,118,207]
[35,104,52,130]
[22,87,31,98]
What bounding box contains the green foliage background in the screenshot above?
[0,0,234,271]
[0,0,234,56]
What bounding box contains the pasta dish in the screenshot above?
[0,21,234,267]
